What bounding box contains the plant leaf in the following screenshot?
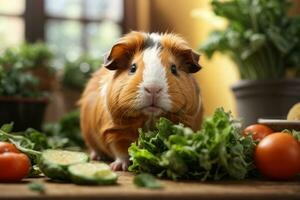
[133,173,163,189]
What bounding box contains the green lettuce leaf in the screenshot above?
[129,108,256,181]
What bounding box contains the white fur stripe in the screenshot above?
[142,46,165,86]
[140,44,172,111]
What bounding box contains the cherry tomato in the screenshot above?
[0,142,20,153]
[255,132,300,180]
[243,124,274,141]
[0,142,31,182]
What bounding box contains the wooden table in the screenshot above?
[1,172,300,200]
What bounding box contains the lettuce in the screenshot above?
[129,108,256,180]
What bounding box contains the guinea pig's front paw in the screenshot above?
[90,150,101,160]
[110,158,129,171]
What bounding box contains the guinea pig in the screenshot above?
[79,31,203,171]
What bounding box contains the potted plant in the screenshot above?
[201,0,300,126]
[61,55,102,111]
[18,43,56,91]
[0,43,55,131]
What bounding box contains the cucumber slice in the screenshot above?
[68,162,118,185]
[39,149,89,181]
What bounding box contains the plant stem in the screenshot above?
[0,129,41,157]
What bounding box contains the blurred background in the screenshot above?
[0,0,300,134]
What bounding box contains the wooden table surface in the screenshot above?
[1,172,300,200]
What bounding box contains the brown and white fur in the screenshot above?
[79,31,203,171]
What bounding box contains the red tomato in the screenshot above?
[0,142,31,182]
[243,124,274,141]
[0,142,20,153]
[255,133,300,180]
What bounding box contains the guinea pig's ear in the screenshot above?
[179,49,202,73]
[103,42,130,70]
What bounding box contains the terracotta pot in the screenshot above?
[231,79,300,127]
[29,67,56,91]
[0,96,48,131]
[61,86,82,112]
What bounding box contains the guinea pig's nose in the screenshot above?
[144,85,163,96]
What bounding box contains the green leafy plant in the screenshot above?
[43,110,85,150]
[0,42,54,72]
[200,0,300,80]
[129,108,256,181]
[62,55,102,90]
[0,42,54,97]
[0,65,41,97]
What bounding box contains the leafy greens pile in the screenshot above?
[129,108,256,180]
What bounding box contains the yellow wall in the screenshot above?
[138,0,239,116]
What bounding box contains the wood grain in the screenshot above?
[1,172,300,200]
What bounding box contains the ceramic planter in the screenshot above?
[231,79,300,126]
[0,96,48,131]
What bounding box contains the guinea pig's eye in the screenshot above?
[129,63,137,74]
[170,64,178,76]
